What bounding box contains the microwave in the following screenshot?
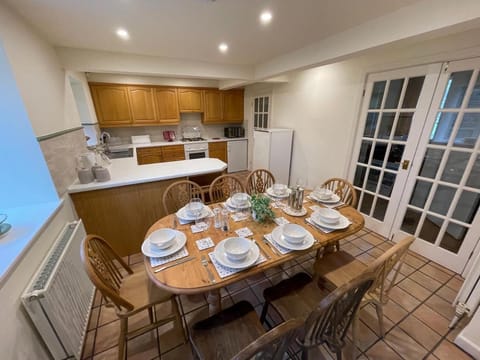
[224,127,245,138]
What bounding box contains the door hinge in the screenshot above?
[362,89,366,97]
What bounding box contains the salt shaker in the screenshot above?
[221,209,230,232]
[213,208,222,229]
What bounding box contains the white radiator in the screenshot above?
[21,220,95,360]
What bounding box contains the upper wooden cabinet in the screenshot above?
[90,85,132,127]
[128,86,157,125]
[154,87,180,124]
[203,90,223,124]
[178,88,203,112]
[222,89,244,123]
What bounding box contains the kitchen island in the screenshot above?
[69,158,227,256]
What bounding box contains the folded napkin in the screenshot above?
[264,233,293,255]
[235,227,254,237]
[149,247,189,267]
[196,237,215,250]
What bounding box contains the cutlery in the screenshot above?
[254,240,271,260]
[154,256,195,273]
[262,237,280,256]
[201,255,216,283]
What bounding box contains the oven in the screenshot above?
[184,142,209,160]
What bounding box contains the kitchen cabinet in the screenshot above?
[154,87,180,124]
[208,141,227,163]
[90,84,132,127]
[136,146,163,165]
[136,144,185,165]
[223,89,244,123]
[162,144,185,162]
[128,86,157,125]
[203,90,223,123]
[178,88,203,112]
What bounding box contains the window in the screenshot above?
[253,95,270,129]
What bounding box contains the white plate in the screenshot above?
[272,226,314,250]
[283,207,307,217]
[311,213,351,230]
[176,206,210,221]
[309,193,341,204]
[266,187,291,198]
[142,231,187,257]
[226,197,251,210]
[214,239,260,269]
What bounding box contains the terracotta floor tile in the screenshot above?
[343,242,364,257]
[407,250,430,263]
[161,343,194,360]
[398,314,442,350]
[425,355,440,360]
[92,290,103,308]
[92,346,117,360]
[436,285,458,303]
[445,276,463,292]
[358,303,395,335]
[225,279,249,293]
[389,286,421,312]
[425,294,456,320]
[412,304,450,336]
[178,294,207,315]
[349,318,379,352]
[403,253,427,269]
[126,331,160,360]
[128,252,144,265]
[429,262,455,276]
[262,265,283,277]
[285,263,307,277]
[157,320,186,354]
[361,232,386,246]
[82,330,96,359]
[384,327,428,359]
[367,247,385,259]
[397,277,432,301]
[94,320,120,355]
[398,262,416,277]
[419,264,452,284]
[446,315,471,342]
[365,340,403,360]
[408,271,443,292]
[250,279,273,303]
[351,238,375,252]
[377,242,394,252]
[230,287,261,307]
[356,252,376,265]
[280,259,298,270]
[382,300,409,325]
[88,307,100,330]
[97,305,118,327]
[433,340,473,360]
[300,258,315,275]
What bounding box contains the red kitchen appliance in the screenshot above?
[163,131,176,142]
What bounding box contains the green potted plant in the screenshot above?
[250,194,275,223]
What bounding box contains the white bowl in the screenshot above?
[315,208,341,224]
[149,228,176,249]
[186,201,204,217]
[282,223,307,244]
[232,193,249,207]
[273,183,288,196]
[224,237,252,262]
[313,188,334,200]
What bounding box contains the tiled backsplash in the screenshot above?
[102,113,236,144]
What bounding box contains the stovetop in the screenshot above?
[181,137,207,142]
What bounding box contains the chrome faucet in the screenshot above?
[100,131,111,151]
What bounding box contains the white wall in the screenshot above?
[0,3,79,358]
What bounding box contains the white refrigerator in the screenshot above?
[253,129,293,185]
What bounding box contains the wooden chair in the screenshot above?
[246,169,275,195]
[162,180,205,214]
[322,178,358,207]
[209,174,245,203]
[314,235,415,339]
[81,235,185,360]
[260,272,375,360]
[189,300,302,360]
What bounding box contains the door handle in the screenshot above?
[401,159,410,170]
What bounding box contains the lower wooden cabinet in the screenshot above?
[208,141,227,163]
[136,145,185,165]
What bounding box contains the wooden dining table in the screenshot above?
[145,197,364,314]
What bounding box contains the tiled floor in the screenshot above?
[81,228,474,359]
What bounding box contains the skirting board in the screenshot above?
[455,332,479,359]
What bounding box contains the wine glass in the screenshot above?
[295,177,306,189]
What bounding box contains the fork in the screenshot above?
[254,240,271,260]
[201,255,216,283]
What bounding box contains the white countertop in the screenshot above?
[131,137,247,149]
[68,157,227,193]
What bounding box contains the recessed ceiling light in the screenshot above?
[260,11,272,25]
[218,43,228,53]
[116,28,130,40]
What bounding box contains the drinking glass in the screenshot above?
[295,177,306,188]
[188,197,204,225]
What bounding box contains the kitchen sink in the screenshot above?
[105,148,133,159]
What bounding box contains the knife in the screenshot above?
[154,256,196,273]
[262,236,280,256]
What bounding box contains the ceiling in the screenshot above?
[6,0,421,66]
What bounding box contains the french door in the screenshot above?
[351,59,480,273]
